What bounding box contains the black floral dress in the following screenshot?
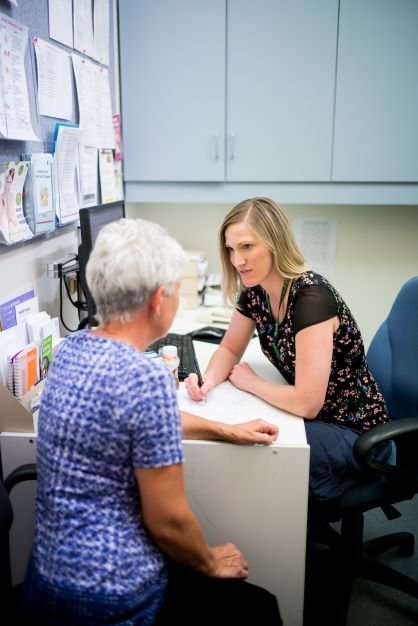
[237,271,389,433]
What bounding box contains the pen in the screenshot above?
[194,356,206,403]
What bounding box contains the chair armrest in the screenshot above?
[4,463,37,495]
[353,416,418,485]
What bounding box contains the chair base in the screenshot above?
[360,531,418,598]
[304,524,418,626]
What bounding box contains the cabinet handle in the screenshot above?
[213,133,219,160]
[228,133,235,160]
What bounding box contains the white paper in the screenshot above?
[93,0,110,66]
[34,37,72,120]
[74,0,94,57]
[0,15,39,141]
[48,0,73,48]
[293,217,337,278]
[95,65,115,148]
[54,125,80,223]
[79,145,98,207]
[15,296,39,325]
[98,148,115,203]
[72,54,98,147]
[178,381,303,446]
[72,54,115,149]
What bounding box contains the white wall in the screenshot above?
[126,202,418,349]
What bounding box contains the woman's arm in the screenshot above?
[136,464,248,578]
[185,310,255,401]
[229,316,338,419]
[181,410,278,444]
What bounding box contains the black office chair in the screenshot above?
[0,464,37,617]
[316,276,418,623]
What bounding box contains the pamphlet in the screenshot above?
[22,153,55,235]
[0,161,32,244]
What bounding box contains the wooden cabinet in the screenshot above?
[119,0,226,182]
[333,0,418,182]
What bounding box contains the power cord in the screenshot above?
[58,257,89,332]
[59,275,79,332]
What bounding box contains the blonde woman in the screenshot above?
[186,197,394,536]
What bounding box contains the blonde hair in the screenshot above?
[219,197,306,304]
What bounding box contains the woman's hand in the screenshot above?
[184,372,215,402]
[224,419,279,445]
[229,362,260,393]
[207,543,248,579]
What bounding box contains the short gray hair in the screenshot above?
[86,218,186,325]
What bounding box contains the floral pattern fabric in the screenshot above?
[237,271,389,432]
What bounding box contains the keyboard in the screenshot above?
[148,333,198,381]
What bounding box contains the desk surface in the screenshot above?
[180,337,308,449]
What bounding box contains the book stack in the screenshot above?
[180,251,208,309]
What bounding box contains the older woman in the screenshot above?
[21,218,280,625]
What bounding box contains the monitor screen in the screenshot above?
[78,201,125,327]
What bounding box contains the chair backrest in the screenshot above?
[367,276,418,421]
[0,481,13,593]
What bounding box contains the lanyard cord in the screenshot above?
[266,278,289,343]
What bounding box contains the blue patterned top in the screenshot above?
[33,331,184,612]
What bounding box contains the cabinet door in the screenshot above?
[226,0,338,182]
[333,0,418,182]
[119,0,225,182]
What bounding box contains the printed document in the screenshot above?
[33,37,72,120]
[73,0,94,57]
[0,15,38,141]
[54,125,80,223]
[95,65,115,148]
[48,0,73,48]
[72,54,115,148]
[178,381,303,446]
[98,149,115,203]
[72,54,97,147]
[79,145,98,207]
[93,0,110,66]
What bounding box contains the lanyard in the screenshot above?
[266,278,289,359]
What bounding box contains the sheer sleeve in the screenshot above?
[236,289,253,319]
[293,285,338,334]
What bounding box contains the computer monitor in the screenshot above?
[78,201,125,327]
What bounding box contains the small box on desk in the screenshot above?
[0,381,44,433]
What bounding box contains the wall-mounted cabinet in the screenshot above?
[119,0,226,182]
[226,0,338,182]
[119,0,418,203]
[333,0,418,182]
[120,0,338,183]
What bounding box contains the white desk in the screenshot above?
[181,338,309,626]
[1,320,309,626]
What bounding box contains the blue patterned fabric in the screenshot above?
[30,331,184,623]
